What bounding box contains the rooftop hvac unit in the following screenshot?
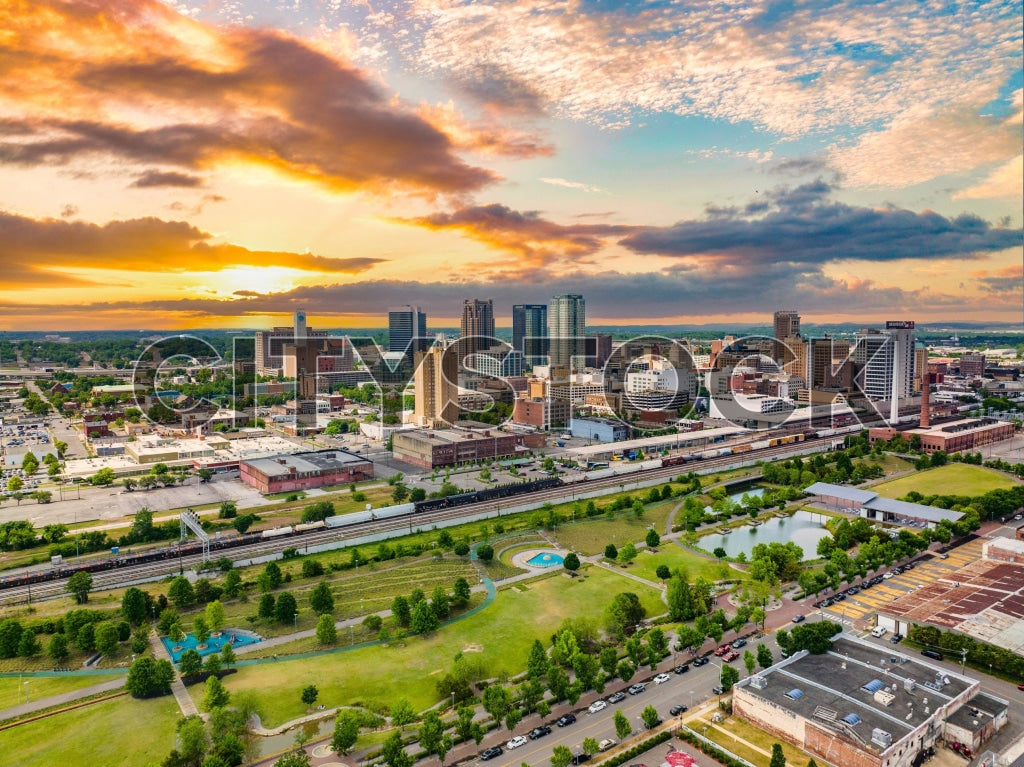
[750,676,768,690]
[872,728,893,747]
[874,689,896,707]
[904,678,916,692]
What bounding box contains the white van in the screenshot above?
[871,626,888,638]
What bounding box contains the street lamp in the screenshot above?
[294,612,299,631]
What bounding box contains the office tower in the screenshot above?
[253,311,327,376]
[512,304,548,365]
[855,321,915,422]
[549,294,586,368]
[807,336,851,389]
[959,353,985,377]
[293,310,307,339]
[460,299,495,362]
[388,305,428,353]
[592,333,613,368]
[413,345,458,427]
[772,310,801,366]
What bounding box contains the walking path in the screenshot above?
[0,676,126,721]
[149,629,198,717]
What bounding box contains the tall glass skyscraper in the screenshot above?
[512,304,548,366]
[388,305,427,353]
[549,294,585,368]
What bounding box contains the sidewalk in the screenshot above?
[0,676,126,721]
[149,629,198,717]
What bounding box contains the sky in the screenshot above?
[0,0,1021,331]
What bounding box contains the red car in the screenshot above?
[714,645,731,656]
[723,651,740,662]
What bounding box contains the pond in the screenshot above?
[728,486,765,504]
[699,509,831,560]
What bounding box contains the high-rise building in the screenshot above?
[460,299,495,362]
[549,294,586,368]
[807,336,851,389]
[388,305,428,354]
[253,311,327,375]
[512,304,548,365]
[413,345,458,427]
[854,321,916,422]
[772,310,801,366]
[959,353,986,378]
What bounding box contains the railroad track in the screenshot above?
[0,440,830,605]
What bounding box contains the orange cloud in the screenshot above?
[0,0,497,196]
[0,210,384,284]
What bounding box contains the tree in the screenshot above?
[391,484,409,504]
[604,543,618,560]
[641,704,660,729]
[505,707,522,732]
[263,561,283,590]
[204,675,231,711]
[273,751,311,767]
[66,571,93,604]
[391,697,416,729]
[95,623,120,656]
[482,684,511,724]
[218,500,237,519]
[713,547,727,559]
[121,587,148,626]
[656,564,671,580]
[204,650,222,676]
[380,730,413,767]
[391,595,411,627]
[18,628,40,658]
[126,656,174,698]
[220,641,235,667]
[301,685,319,707]
[430,584,451,621]
[205,600,226,633]
[410,599,439,634]
[645,529,661,548]
[418,710,445,761]
[275,592,298,624]
[561,551,582,572]
[6,475,23,493]
[332,710,360,755]
[48,632,70,664]
[477,544,494,562]
[310,583,334,614]
[770,744,786,767]
[605,592,645,639]
[744,649,757,676]
[582,737,600,757]
[223,569,243,599]
[168,576,196,608]
[315,614,337,645]
[194,616,210,645]
[616,660,635,682]
[258,593,276,620]
[75,622,96,652]
[551,745,574,767]
[613,709,632,739]
[720,664,740,691]
[617,542,638,564]
[179,649,203,677]
[452,576,471,607]
[527,639,549,679]
[757,643,773,669]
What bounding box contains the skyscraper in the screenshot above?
[854,321,916,422]
[512,304,548,366]
[388,305,428,353]
[549,294,586,368]
[772,310,801,366]
[460,299,495,361]
[413,345,458,427]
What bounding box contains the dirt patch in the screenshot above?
[462,643,483,653]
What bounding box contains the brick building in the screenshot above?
[239,449,372,494]
[391,424,524,469]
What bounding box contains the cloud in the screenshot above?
[0,210,386,280]
[539,177,606,193]
[618,181,1023,265]
[973,264,1024,295]
[397,203,640,269]
[953,155,1024,201]
[130,170,204,188]
[0,0,501,197]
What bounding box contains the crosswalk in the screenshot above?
[816,540,986,625]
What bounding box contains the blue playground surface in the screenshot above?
[162,630,261,663]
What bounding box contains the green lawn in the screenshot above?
[625,544,734,584]
[552,504,675,556]
[870,463,1019,499]
[0,673,116,711]
[223,566,665,727]
[1,692,180,767]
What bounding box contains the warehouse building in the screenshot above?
[239,449,372,494]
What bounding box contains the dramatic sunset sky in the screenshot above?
[1,0,1021,330]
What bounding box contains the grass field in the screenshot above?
[1,692,180,767]
[223,566,665,727]
[551,503,675,556]
[625,544,734,584]
[870,463,1019,499]
[0,673,116,712]
[686,714,807,767]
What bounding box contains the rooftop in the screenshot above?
[565,426,747,457]
[739,635,977,752]
[804,482,963,523]
[242,449,369,477]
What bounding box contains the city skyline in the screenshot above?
[1,0,1022,331]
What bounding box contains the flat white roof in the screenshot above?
[565,426,748,457]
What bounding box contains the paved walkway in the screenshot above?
[149,629,198,717]
[0,676,126,721]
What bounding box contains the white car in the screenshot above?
[599,738,617,752]
[588,699,607,713]
[506,735,528,750]
[654,673,671,685]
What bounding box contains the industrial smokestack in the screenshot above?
[920,370,930,429]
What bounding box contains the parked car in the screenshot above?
[714,644,731,656]
[712,685,726,695]
[528,726,551,740]
[890,634,904,644]
[599,738,617,752]
[673,664,690,674]
[669,704,689,716]
[654,673,671,685]
[480,746,503,760]
[557,714,577,727]
[723,651,739,662]
[883,572,894,579]
[644,717,663,730]
[731,638,747,648]
[588,700,608,713]
[607,691,626,704]
[506,735,528,750]
[693,657,709,667]
[792,614,806,623]
[628,683,646,695]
